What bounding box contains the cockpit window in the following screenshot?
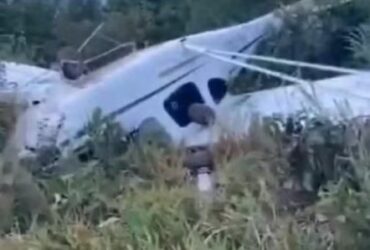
[164,82,204,127]
[208,78,227,104]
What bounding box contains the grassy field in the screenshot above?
[0,111,369,250]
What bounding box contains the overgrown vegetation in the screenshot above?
[229,0,370,94]
[0,0,296,67]
[3,0,370,249]
[1,111,370,249]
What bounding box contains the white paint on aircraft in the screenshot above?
[17,8,283,154]
[0,0,365,165]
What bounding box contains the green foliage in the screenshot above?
[65,0,103,22]
[1,0,369,72]
[229,0,370,95]
[84,108,128,174]
[347,22,370,67]
[185,0,295,34]
[1,0,298,66]
[3,112,370,249]
[0,0,57,64]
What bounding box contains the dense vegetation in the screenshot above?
[2,0,370,249]
[0,0,296,67]
[1,0,369,68]
[2,113,370,249]
[229,0,370,93]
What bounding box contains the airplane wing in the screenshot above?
[0,61,58,89]
[179,70,370,148]
[180,39,369,146]
[0,61,78,107]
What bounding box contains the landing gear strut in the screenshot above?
[184,145,215,194]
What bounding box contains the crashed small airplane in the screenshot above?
[0,0,368,171]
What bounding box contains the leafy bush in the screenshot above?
[229,0,370,95]
[84,108,128,175]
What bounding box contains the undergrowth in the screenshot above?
[0,112,369,249]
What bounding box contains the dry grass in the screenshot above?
[0,110,369,249]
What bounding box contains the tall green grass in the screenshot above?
[1,111,370,249]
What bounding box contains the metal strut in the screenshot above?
[183,43,363,76]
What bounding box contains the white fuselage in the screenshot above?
[4,0,369,162]
[16,10,282,155]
